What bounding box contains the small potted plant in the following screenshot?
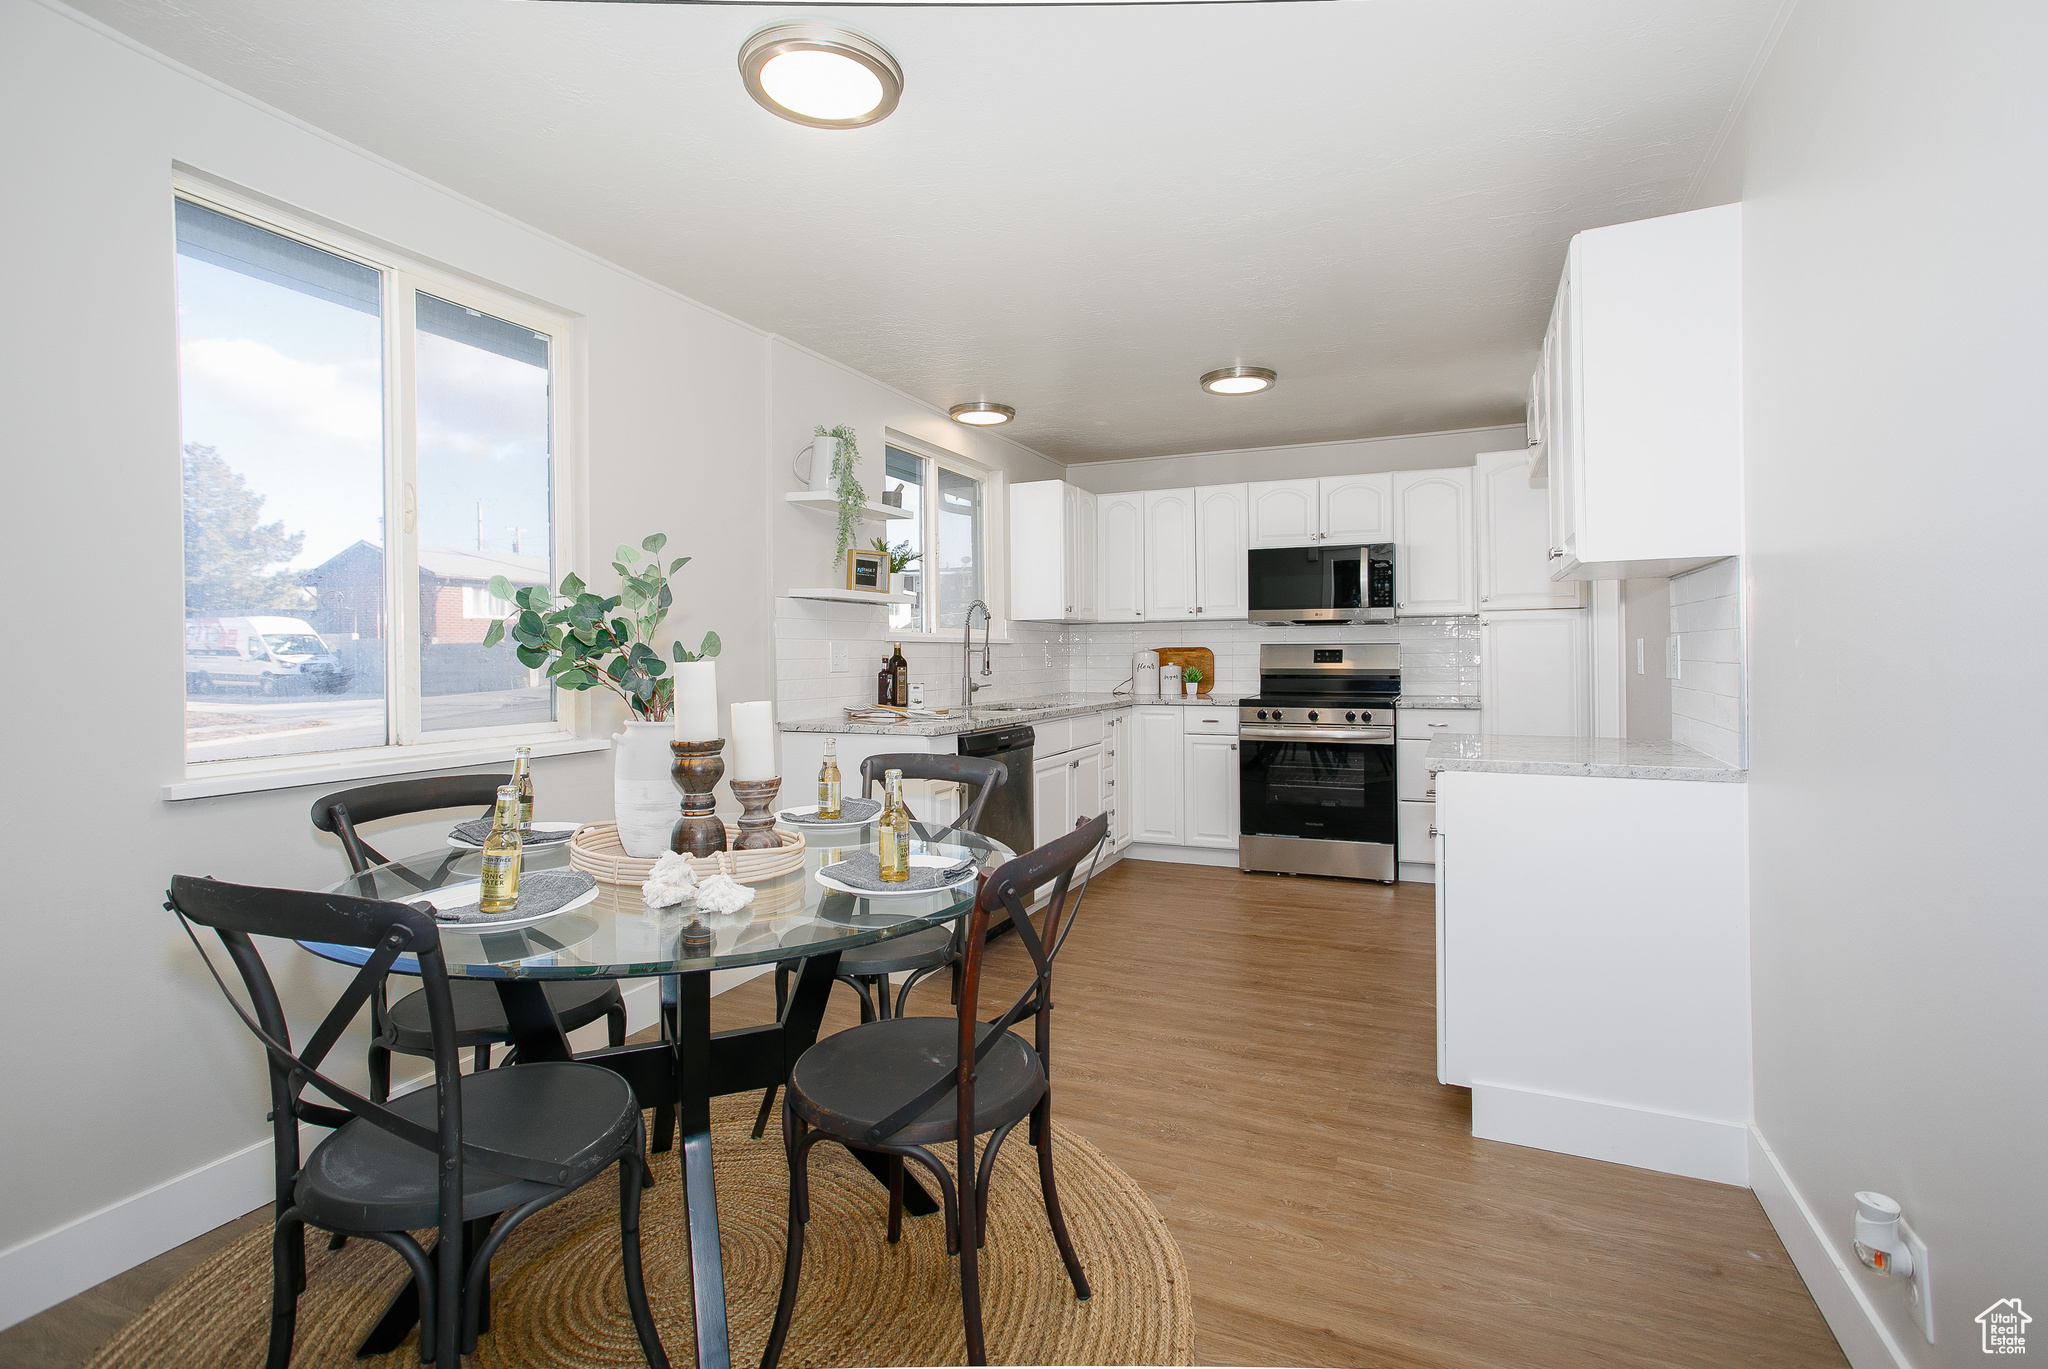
[482,533,720,855]
[1182,665,1203,697]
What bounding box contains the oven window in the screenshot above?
[1239,739,1397,845]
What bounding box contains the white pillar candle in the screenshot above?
[672,660,719,742]
[730,700,778,780]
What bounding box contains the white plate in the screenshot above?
[418,876,601,931]
[815,853,978,900]
[447,821,584,851]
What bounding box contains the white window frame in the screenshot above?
[882,429,1008,641]
[168,178,591,799]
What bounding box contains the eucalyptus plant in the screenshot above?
[480,532,720,721]
[869,535,922,575]
[817,424,864,566]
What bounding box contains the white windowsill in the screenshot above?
[162,734,613,802]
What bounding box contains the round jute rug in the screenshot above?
[84,1094,1193,1368]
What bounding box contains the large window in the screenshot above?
[880,442,986,635]
[174,191,569,768]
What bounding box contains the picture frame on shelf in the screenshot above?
[844,549,890,594]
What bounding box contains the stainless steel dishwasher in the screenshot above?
[957,723,1035,859]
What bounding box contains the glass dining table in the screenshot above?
[302,818,1010,1369]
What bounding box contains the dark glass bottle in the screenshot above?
[890,642,909,707]
[876,657,894,707]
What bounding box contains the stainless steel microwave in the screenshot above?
[1246,543,1395,624]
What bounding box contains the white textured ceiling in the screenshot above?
[73,0,1781,462]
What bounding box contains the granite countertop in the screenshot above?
[1396,695,1481,710]
[1426,734,1746,783]
[780,692,1241,738]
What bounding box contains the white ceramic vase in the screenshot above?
[613,719,677,858]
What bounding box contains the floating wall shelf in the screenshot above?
[784,491,913,521]
[785,587,917,605]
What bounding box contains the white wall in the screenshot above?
[1065,423,1524,495]
[1696,1,2048,1361]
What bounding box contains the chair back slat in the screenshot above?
[310,775,509,874]
[858,754,1007,838]
[856,814,1107,1148]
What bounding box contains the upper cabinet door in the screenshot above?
[1319,473,1393,543]
[1392,467,1475,616]
[1066,484,1097,621]
[1142,488,1197,618]
[1247,479,1320,547]
[1476,450,1585,611]
[1193,483,1249,619]
[1096,491,1145,621]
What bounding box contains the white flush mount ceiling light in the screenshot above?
[949,402,1015,426]
[1201,366,1278,396]
[739,23,903,129]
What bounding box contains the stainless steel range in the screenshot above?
[1237,643,1400,882]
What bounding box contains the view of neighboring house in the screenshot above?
[298,542,550,644]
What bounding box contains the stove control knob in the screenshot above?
[1257,710,1269,721]
[1308,710,1320,722]
[1346,711,1357,722]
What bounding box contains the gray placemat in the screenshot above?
[425,869,596,925]
[780,797,883,825]
[450,818,574,846]
[819,851,976,893]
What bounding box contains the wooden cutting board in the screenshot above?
[1154,647,1216,696]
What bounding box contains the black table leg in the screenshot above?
[670,970,730,1369]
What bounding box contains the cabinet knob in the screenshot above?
[1428,824,1439,839]
[1548,548,1563,559]
[1066,605,1073,612]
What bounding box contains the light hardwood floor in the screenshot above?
[3,860,1847,1368]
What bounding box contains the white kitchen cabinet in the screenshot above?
[1096,491,1145,622]
[1072,746,1104,830]
[1181,732,1240,849]
[1008,480,1096,623]
[1398,799,1437,869]
[1193,484,1249,619]
[1396,708,1480,741]
[1475,449,1584,611]
[1130,707,1183,844]
[1391,467,1475,616]
[1247,479,1320,547]
[1104,712,1131,850]
[1032,751,1072,852]
[1396,739,1437,802]
[1539,204,1743,581]
[1141,489,1197,619]
[1320,473,1394,543]
[1479,611,1590,738]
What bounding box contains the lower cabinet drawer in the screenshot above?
[1398,800,1437,865]
[1396,739,1439,802]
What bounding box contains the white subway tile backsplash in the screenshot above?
[1668,558,1744,765]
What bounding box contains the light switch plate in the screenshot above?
[828,641,849,674]
[1665,635,1681,681]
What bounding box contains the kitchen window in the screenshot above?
[173,187,576,774]
[880,441,986,635]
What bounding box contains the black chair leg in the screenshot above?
[473,1043,491,1074]
[367,1042,392,1104]
[761,1109,813,1369]
[751,1085,779,1140]
[607,997,627,1048]
[873,975,893,1020]
[265,1218,302,1369]
[959,1181,987,1367]
[1033,1097,1090,1299]
[620,1141,671,1368]
[326,1231,348,1252]
[652,1104,676,1153]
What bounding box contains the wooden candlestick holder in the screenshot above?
[670,739,728,857]
[729,777,783,851]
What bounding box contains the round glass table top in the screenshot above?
[300,821,1008,980]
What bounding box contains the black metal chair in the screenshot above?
[311,777,626,1101]
[166,875,668,1369]
[749,754,1007,1139]
[760,813,1107,1369]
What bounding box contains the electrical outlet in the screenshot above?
[1665,635,1681,681]
[1900,1218,1934,1344]
[828,641,849,674]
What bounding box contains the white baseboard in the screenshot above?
[0,967,765,1332]
[1470,1082,1749,1185]
[1397,861,1436,884]
[1747,1125,1916,1369]
[1123,842,1240,868]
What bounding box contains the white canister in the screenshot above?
[1132,650,1158,698]
[613,719,679,857]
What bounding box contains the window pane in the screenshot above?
[415,294,554,732]
[176,199,387,762]
[882,446,925,633]
[935,465,985,630]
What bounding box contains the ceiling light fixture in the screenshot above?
[949,402,1016,426]
[739,23,903,130]
[1200,365,1278,396]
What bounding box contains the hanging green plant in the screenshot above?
[818,424,865,566]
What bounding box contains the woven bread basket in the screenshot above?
[569,821,805,887]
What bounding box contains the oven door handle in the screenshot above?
[1239,726,1395,744]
